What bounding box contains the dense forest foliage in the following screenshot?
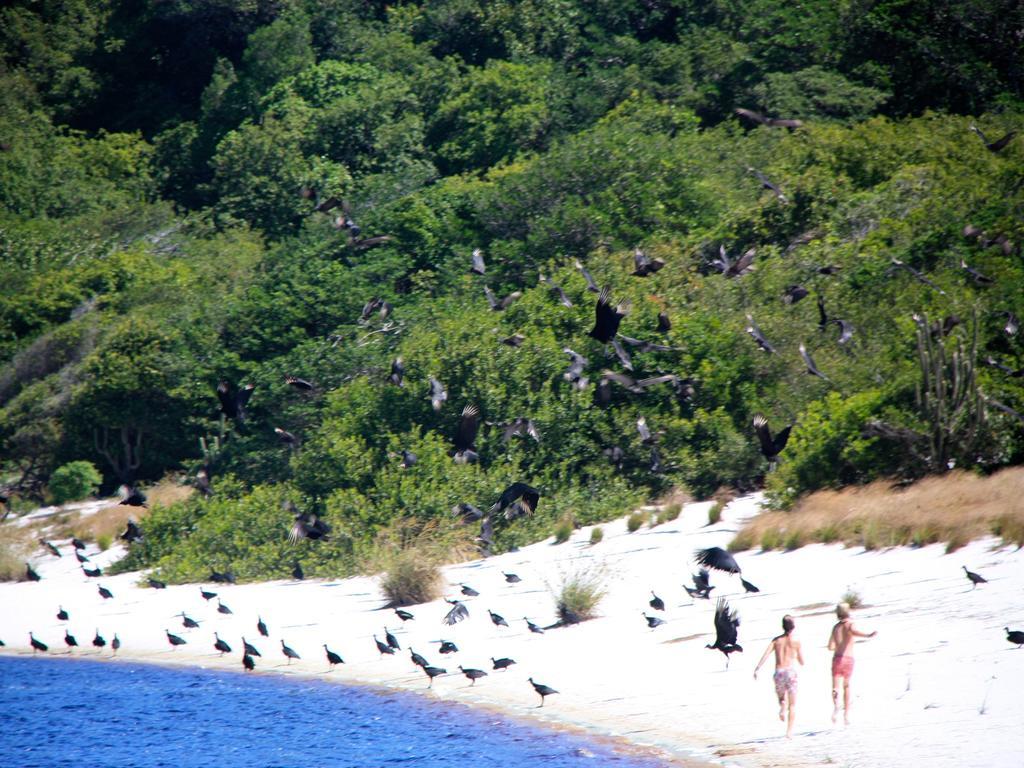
[2,0,1023,581]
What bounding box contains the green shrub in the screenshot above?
[96,533,112,552]
[48,461,102,505]
[660,503,682,523]
[707,501,723,525]
[553,565,607,625]
[626,511,647,532]
[553,513,574,544]
[589,526,604,545]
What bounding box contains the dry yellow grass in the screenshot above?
[0,523,34,581]
[731,467,1024,552]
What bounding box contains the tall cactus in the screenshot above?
[914,312,985,472]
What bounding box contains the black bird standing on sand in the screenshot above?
[963,566,987,588]
[489,609,509,628]
[148,577,166,589]
[1006,628,1024,648]
[243,653,255,671]
[181,612,200,629]
[324,644,344,668]
[30,632,48,653]
[460,584,479,597]
[57,606,69,621]
[706,597,743,668]
[166,630,187,648]
[410,648,429,668]
[213,633,232,656]
[111,634,121,655]
[529,677,558,707]
[525,618,544,634]
[64,630,79,650]
[395,608,414,622]
[93,629,106,648]
[649,592,665,612]
[25,562,41,581]
[460,666,488,685]
[281,639,301,663]
[741,577,760,593]
[200,587,217,601]
[76,550,89,564]
[217,599,233,615]
[423,665,447,687]
[72,538,86,550]
[243,638,261,657]
[98,585,114,599]
[384,627,401,650]
[41,540,61,557]
[374,635,396,656]
[257,616,269,637]
[83,565,102,577]
[438,640,459,654]
[503,572,521,583]
[492,656,516,671]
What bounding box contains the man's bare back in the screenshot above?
[772,633,801,668]
[829,618,858,657]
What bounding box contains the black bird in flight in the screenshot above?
[695,547,741,574]
[288,503,331,543]
[529,677,558,707]
[890,258,945,295]
[643,612,666,629]
[707,597,743,668]
[748,167,787,204]
[484,285,522,311]
[734,108,803,129]
[428,377,447,412]
[799,343,831,382]
[453,404,481,464]
[442,599,469,626]
[753,414,792,465]
[685,568,714,600]
[540,273,573,306]
[782,285,809,305]
[574,259,601,293]
[285,375,314,392]
[745,315,776,354]
[216,381,255,422]
[501,333,526,347]
[562,348,589,389]
[711,245,756,278]
[469,248,486,275]
[632,247,665,277]
[969,124,1017,153]
[489,482,540,520]
[589,287,630,343]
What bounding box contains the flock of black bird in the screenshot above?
[7,119,1023,709]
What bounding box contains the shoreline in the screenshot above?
[3,493,1024,768]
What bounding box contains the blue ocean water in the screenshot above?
[0,657,673,768]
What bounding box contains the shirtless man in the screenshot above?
[828,602,877,725]
[754,615,804,738]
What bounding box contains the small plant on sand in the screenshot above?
[96,533,112,552]
[553,565,608,625]
[660,503,682,523]
[841,587,863,609]
[626,511,647,532]
[707,501,723,525]
[553,513,575,544]
[0,527,30,582]
[371,519,472,607]
[589,526,604,545]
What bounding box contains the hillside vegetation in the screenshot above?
[2,1,1023,581]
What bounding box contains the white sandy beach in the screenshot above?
[2,493,1023,768]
